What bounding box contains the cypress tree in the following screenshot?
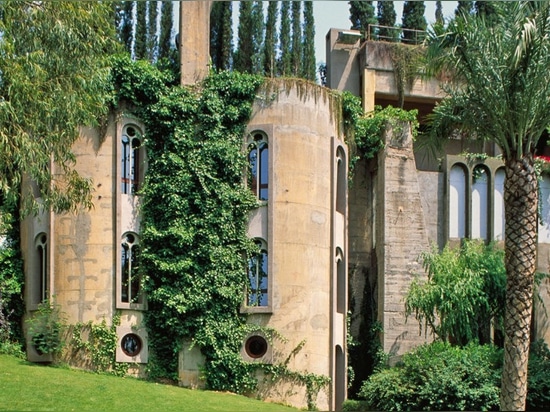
[263,1,278,77]
[158,1,173,61]
[475,1,499,25]
[251,1,265,74]
[290,1,301,76]
[234,1,254,73]
[147,1,158,61]
[119,1,134,54]
[349,1,376,39]
[455,1,474,17]
[134,0,147,59]
[401,1,426,44]
[435,1,444,26]
[302,1,316,81]
[279,1,291,76]
[210,2,233,71]
[377,1,397,41]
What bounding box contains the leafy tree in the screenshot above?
[435,1,444,26]
[251,1,265,74]
[119,1,134,54]
[0,2,118,218]
[135,0,147,59]
[279,1,291,76]
[302,1,316,81]
[158,1,174,61]
[234,1,254,73]
[290,1,302,76]
[475,1,499,25]
[425,2,550,409]
[210,1,233,71]
[349,1,376,39]
[147,1,158,61]
[401,1,427,44]
[263,1,278,77]
[406,240,506,346]
[377,1,397,41]
[455,1,473,17]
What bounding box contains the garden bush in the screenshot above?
[359,341,502,411]
[527,339,550,411]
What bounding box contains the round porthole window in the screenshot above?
[244,335,268,359]
[121,333,142,357]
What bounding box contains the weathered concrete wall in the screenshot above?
[52,125,115,325]
[376,122,431,357]
[246,80,345,411]
[179,1,212,86]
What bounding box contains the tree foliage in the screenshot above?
[425,3,550,408]
[290,1,302,76]
[302,1,316,81]
[210,1,233,72]
[234,1,254,73]
[0,1,119,219]
[377,1,397,41]
[263,1,278,77]
[406,240,506,346]
[401,1,427,44]
[349,1,376,39]
[279,1,292,76]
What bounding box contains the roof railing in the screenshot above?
[367,24,426,45]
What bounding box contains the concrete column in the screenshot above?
[179,1,212,86]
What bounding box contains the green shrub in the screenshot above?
[406,240,506,346]
[359,342,502,411]
[26,301,66,357]
[527,339,550,411]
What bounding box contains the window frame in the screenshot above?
[247,131,269,202]
[117,231,145,310]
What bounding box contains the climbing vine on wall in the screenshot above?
[116,61,264,391]
[341,90,419,172]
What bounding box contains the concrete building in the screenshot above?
[20,4,550,412]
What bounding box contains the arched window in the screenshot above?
[449,164,467,238]
[471,164,489,240]
[336,248,346,314]
[247,239,268,307]
[121,232,142,304]
[336,147,346,215]
[121,125,143,195]
[35,233,48,303]
[494,168,506,241]
[539,174,550,243]
[248,132,268,201]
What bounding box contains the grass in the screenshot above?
[0,354,298,411]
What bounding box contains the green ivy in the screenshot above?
[71,313,128,376]
[116,66,264,391]
[341,91,419,172]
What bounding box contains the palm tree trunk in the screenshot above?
[501,156,538,411]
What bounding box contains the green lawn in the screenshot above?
[0,355,298,411]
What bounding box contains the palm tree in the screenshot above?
[425,2,550,410]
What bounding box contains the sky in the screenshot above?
[313,1,458,63]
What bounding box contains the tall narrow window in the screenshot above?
[121,232,142,304]
[449,164,467,238]
[35,233,48,303]
[336,248,346,314]
[471,165,489,240]
[494,168,505,241]
[248,132,268,201]
[247,239,268,307]
[336,147,346,214]
[539,175,550,243]
[121,125,143,195]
